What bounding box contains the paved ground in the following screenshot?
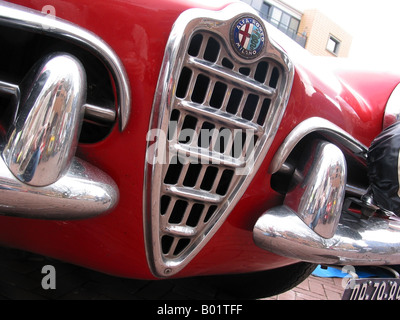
[0,246,345,300]
[265,274,345,300]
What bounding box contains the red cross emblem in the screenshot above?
[232,16,265,59]
[239,23,252,47]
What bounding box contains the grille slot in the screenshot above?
[145,5,293,277]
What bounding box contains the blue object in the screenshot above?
[312,265,396,279]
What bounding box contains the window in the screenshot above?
[270,7,282,27]
[263,3,300,41]
[279,12,290,32]
[260,2,271,19]
[327,35,341,55]
[289,18,299,38]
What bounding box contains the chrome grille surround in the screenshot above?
[0,1,131,131]
[144,3,294,277]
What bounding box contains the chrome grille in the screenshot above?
[145,3,294,277]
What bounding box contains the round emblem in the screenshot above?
[231,16,265,59]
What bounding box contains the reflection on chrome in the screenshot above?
[3,54,86,187]
[284,141,347,239]
[254,205,400,266]
[0,52,120,219]
[0,156,118,219]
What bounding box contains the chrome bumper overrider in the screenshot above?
[254,206,400,266]
[283,141,347,239]
[0,53,119,219]
[0,3,127,219]
[254,137,400,265]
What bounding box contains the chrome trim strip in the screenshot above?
[164,225,197,237]
[173,144,246,169]
[0,80,19,96]
[187,57,276,96]
[254,205,400,266]
[84,103,116,123]
[383,82,400,129]
[269,117,368,174]
[0,78,116,124]
[144,2,294,277]
[345,184,367,197]
[177,100,263,133]
[0,1,131,131]
[164,185,223,204]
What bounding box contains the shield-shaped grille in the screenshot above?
[144,3,293,277]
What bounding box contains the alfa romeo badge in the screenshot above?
[231,16,265,59]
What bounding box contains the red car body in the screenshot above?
[0,0,399,282]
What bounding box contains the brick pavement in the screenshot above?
[0,246,346,300]
[264,275,345,300]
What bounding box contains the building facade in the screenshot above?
[298,9,352,57]
[241,0,307,47]
[241,0,352,57]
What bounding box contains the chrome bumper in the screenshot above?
[0,156,118,220]
[0,53,119,220]
[254,205,400,266]
[254,137,400,266]
[0,3,127,219]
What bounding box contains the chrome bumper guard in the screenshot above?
[0,2,130,220]
[254,140,400,266]
[0,156,119,220]
[0,53,119,220]
[254,205,400,266]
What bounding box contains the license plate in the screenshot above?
[342,278,400,300]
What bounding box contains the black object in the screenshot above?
[368,122,400,214]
